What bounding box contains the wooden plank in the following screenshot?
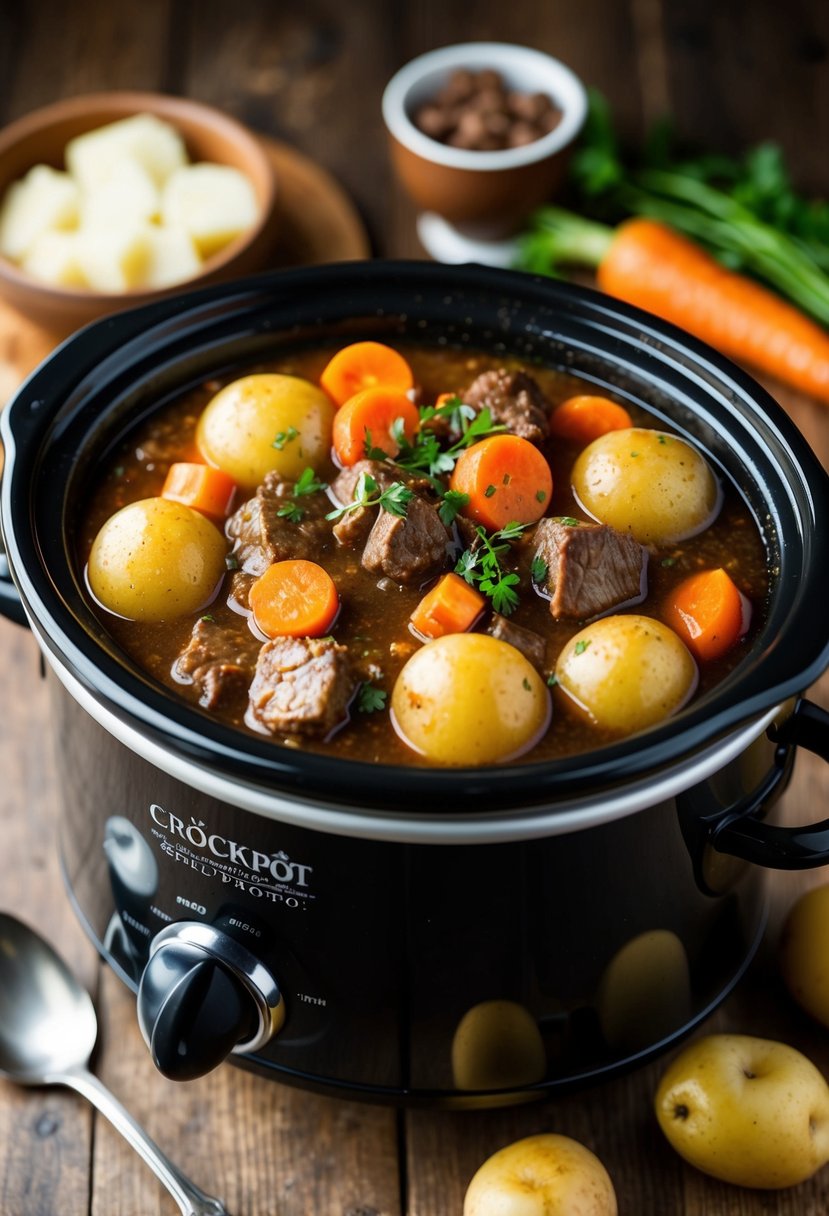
[172,0,396,255]
[0,618,96,1216]
[0,0,173,122]
[659,0,829,191]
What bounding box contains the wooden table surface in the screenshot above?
[1,2,829,1213]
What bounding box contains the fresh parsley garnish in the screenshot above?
[438,489,470,527]
[531,555,548,583]
[277,467,329,523]
[454,521,528,616]
[272,426,299,451]
[277,502,305,523]
[325,472,413,521]
[557,516,580,527]
[357,683,387,713]
[394,406,507,482]
[574,639,591,655]
[294,467,327,496]
[200,614,216,623]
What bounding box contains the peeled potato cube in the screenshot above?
[0,164,80,261]
[161,163,258,257]
[21,230,88,288]
[66,114,188,190]
[77,225,151,292]
[137,225,202,289]
[80,158,161,228]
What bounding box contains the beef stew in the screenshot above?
[81,341,768,767]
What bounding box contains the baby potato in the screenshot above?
[196,374,335,491]
[572,427,721,545]
[88,497,227,622]
[391,634,550,766]
[556,614,697,736]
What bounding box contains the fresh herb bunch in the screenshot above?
[518,90,829,327]
[455,521,527,615]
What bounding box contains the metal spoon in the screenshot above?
[0,912,229,1216]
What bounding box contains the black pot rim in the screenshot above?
[2,260,828,818]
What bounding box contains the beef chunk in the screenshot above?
[463,368,551,443]
[173,618,260,711]
[532,519,647,620]
[331,460,439,550]
[248,637,356,737]
[362,497,451,585]
[226,472,330,575]
[486,613,547,670]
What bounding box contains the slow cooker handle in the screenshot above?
[711,700,829,869]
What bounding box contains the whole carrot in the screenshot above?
[599,219,829,404]
[519,210,829,406]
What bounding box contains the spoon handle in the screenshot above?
[57,1065,230,1216]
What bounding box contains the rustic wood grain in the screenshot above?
[1,1,829,1213]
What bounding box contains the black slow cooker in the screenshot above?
[2,262,829,1107]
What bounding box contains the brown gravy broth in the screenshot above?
[79,344,769,765]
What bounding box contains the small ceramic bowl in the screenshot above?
[0,91,279,334]
[382,42,587,264]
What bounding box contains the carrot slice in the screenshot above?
[320,341,415,407]
[549,395,633,444]
[410,573,486,640]
[449,434,553,531]
[664,567,749,661]
[249,559,339,639]
[332,388,420,467]
[161,462,237,519]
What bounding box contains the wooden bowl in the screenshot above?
[0,92,279,335]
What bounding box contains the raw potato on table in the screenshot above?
[464,1133,617,1215]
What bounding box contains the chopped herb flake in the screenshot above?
[535,489,547,502]
[661,557,677,568]
[357,683,387,713]
[200,614,216,623]
[574,639,591,655]
[547,673,558,687]
[630,451,639,457]
[294,467,328,497]
[557,516,580,527]
[531,556,548,583]
[277,502,305,523]
[484,484,496,498]
[272,426,299,451]
[225,553,240,571]
[522,677,531,691]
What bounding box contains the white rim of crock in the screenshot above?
[381,42,588,172]
[38,620,779,847]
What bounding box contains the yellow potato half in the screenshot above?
[391,634,550,766]
[556,615,697,736]
[88,497,227,622]
[572,427,721,545]
[196,373,335,491]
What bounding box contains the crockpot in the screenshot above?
[2,262,829,1107]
